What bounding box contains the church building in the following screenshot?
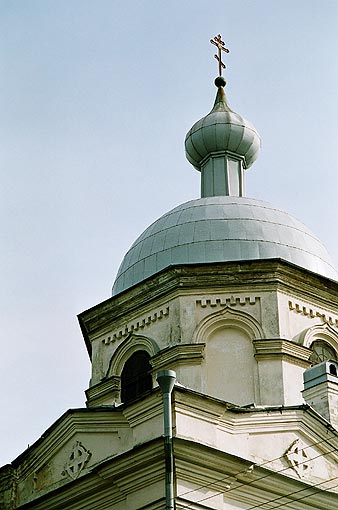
[1,36,338,509]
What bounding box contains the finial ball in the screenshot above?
[214,76,226,88]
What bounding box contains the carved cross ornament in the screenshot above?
[64,441,91,480]
[284,439,309,478]
[210,34,229,76]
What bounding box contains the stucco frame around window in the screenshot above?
[297,323,338,361]
[105,333,160,380]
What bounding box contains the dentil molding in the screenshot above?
[288,300,338,327]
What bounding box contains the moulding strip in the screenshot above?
[288,301,338,327]
[196,295,258,308]
[102,306,169,345]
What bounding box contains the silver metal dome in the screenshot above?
[185,86,260,171]
[112,196,338,295]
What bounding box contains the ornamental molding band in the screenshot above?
[284,439,309,478]
[86,375,120,406]
[63,441,91,480]
[288,300,338,327]
[193,304,264,343]
[253,339,311,366]
[151,344,205,372]
[196,295,259,308]
[102,306,169,345]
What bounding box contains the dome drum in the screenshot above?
[201,151,245,198]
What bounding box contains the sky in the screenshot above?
[0,0,338,466]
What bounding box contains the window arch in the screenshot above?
[121,350,152,404]
[105,334,159,380]
[299,323,338,366]
[309,340,338,366]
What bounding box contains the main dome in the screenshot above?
[112,69,337,295]
[112,196,338,295]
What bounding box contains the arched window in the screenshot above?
[121,350,152,404]
[310,340,338,366]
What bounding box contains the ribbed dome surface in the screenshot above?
[185,87,261,170]
[112,196,338,295]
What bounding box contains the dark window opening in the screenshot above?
[329,364,337,376]
[121,350,152,404]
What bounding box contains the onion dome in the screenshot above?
[112,196,338,295]
[185,77,260,172]
[185,77,260,198]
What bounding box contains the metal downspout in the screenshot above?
[156,370,176,510]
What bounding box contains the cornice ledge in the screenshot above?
[253,338,311,366]
[151,344,205,372]
[85,376,121,407]
[173,388,233,422]
[79,261,338,357]
[174,437,338,507]
[113,459,164,496]
[122,391,163,427]
[93,439,164,485]
[13,409,130,474]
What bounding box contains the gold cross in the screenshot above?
[210,34,229,76]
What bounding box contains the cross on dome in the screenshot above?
[210,34,229,76]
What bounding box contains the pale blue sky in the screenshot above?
[1,1,337,464]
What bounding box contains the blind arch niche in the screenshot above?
[194,306,263,406]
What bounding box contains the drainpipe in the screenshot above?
[156,370,176,510]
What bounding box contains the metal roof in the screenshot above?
[185,86,260,171]
[112,196,338,295]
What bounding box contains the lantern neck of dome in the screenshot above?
[200,151,246,198]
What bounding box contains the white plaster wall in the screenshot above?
[205,327,256,406]
[257,358,284,405]
[282,360,305,405]
[175,401,338,493]
[260,291,280,337]
[169,365,204,394]
[277,292,338,342]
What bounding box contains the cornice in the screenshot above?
[85,376,120,407]
[10,388,338,509]
[174,438,338,509]
[151,344,205,372]
[173,388,338,441]
[122,391,163,428]
[79,260,338,356]
[16,439,165,510]
[303,381,338,398]
[253,338,312,367]
[100,306,169,345]
[12,409,129,477]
